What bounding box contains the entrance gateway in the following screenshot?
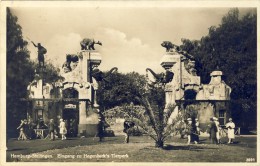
[27,48,106,137]
[26,40,232,137]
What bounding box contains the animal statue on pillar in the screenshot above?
[146,68,174,87]
[80,38,102,50]
[161,41,179,52]
[161,41,195,60]
[91,67,118,82]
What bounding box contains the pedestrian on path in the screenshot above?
[208,117,218,144]
[59,119,67,140]
[123,118,135,143]
[226,118,235,144]
[17,119,28,140]
[186,118,193,144]
[48,119,55,141]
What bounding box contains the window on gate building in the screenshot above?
[219,110,225,126]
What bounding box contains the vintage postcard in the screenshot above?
[0,0,259,165]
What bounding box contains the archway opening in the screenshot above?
[184,89,197,100]
[62,88,79,137]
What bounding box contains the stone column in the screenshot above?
[79,101,87,124]
[160,52,178,106]
[77,51,102,137]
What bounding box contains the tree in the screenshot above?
[6,8,36,137]
[6,8,63,137]
[179,8,257,129]
[100,71,182,148]
[97,72,147,110]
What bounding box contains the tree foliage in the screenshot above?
[99,71,183,148]
[179,8,257,128]
[6,8,62,137]
[7,8,35,136]
[97,71,148,110]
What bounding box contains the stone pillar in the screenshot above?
[77,50,102,137]
[160,51,179,106]
[79,101,87,124]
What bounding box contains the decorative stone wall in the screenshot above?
[160,49,232,127]
[27,50,102,137]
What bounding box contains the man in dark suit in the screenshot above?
[48,119,55,141]
[123,119,135,143]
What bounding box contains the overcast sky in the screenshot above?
[11,7,253,74]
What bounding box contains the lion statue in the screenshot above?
[161,41,180,52]
[80,38,102,50]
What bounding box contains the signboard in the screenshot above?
[64,104,77,109]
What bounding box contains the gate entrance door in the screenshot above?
[63,108,79,137]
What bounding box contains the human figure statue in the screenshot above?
[32,41,47,67]
[225,118,235,144]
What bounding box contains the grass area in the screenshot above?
[7,135,256,162]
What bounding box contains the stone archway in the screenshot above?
[62,88,79,137]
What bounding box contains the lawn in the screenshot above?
[7,135,256,162]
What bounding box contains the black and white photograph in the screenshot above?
[0,1,258,164]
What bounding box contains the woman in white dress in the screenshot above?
[225,118,235,144]
[59,119,67,140]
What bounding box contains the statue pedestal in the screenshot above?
[160,52,179,69]
[77,50,102,137]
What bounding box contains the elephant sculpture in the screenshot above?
[146,68,174,86]
[91,67,118,82]
[80,38,102,50]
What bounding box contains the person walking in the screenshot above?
[186,118,193,144]
[59,119,67,140]
[208,117,218,144]
[48,119,55,141]
[225,118,235,144]
[123,118,135,143]
[97,117,105,142]
[17,119,28,140]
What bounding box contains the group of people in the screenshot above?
[208,117,236,144]
[17,118,68,141]
[17,116,236,145]
[17,119,31,140]
[47,118,67,141]
[184,117,236,144]
[185,118,200,144]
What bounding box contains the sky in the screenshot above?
[11,7,254,74]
